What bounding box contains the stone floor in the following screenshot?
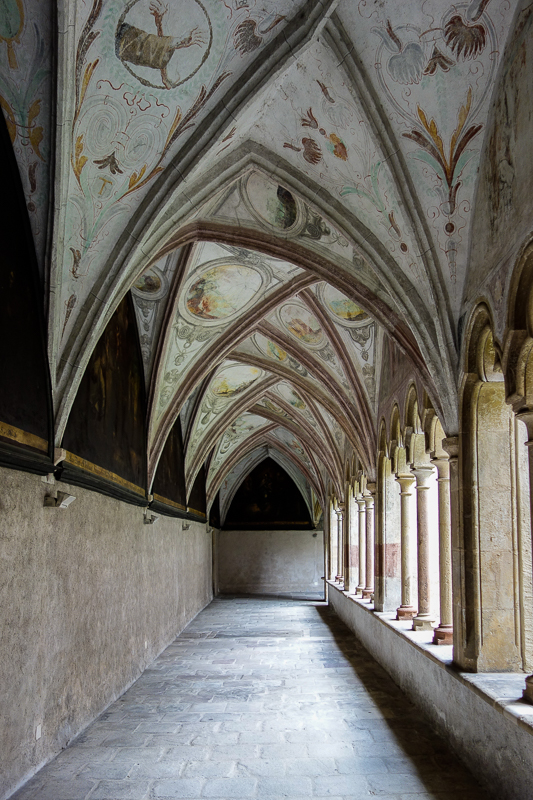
[12,596,488,800]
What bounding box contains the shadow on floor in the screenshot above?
[313,601,490,799]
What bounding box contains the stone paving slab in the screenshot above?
[11,596,488,799]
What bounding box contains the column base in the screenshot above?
[396,605,417,620]
[362,587,373,600]
[412,614,435,631]
[335,575,343,582]
[355,586,364,596]
[523,674,533,704]
[433,625,453,645]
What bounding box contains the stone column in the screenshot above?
[356,495,366,596]
[344,488,359,594]
[335,505,344,583]
[329,501,338,582]
[362,489,375,599]
[516,412,533,703]
[442,436,463,659]
[395,474,417,620]
[411,465,435,630]
[431,454,453,644]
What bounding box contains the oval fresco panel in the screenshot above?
[211,365,262,398]
[322,284,369,324]
[244,171,302,232]
[280,304,324,347]
[278,383,306,410]
[254,334,287,362]
[185,264,263,323]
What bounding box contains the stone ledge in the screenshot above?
[327,580,533,800]
[327,581,533,736]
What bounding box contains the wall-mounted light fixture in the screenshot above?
[43,492,76,509]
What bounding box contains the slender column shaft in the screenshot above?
[336,507,344,583]
[516,413,533,703]
[345,489,357,593]
[432,456,453,644]
[362,493,374,599]
[411,465,435,630]
[395,475,417,620]
[329,503,337,581]
[356,497,366,595]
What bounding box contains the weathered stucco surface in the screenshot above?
[217,529,324,596]
[0,467,212,800]
[464,1,533,337]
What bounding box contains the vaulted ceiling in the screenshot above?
[1,0,518,512]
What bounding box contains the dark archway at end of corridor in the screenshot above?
[214,458,324,600]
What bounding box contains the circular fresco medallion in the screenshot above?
[132,266,167,300]
[280,304,324,347]
[322,284,370,325]
[183,263,263,325]
[116,0,212,90]
[211,365,262,398]
[242,171,304,234]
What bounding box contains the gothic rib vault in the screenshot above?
[0,0,519,516]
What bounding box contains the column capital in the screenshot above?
[395,473,415,493]
[363,493,374,509]
[442,435,458,460]
[516,410,533,444]
[410,464,434,488]
[430,454,450,482]
[356,496,366,510]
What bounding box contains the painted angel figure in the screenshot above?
[116,0,206,89]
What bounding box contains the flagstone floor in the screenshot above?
[11,596,487,800]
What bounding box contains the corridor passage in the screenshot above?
[12,598,486,800]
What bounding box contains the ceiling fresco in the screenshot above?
[2,0,524,516]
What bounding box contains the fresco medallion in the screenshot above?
[242,171,305,234]
[279,304,324,348]
[132,265,167,300]
[116,0,212,90]
[210,364,262,399]
[254,334,287,362]
[277,383,306,410]
[321,284,370,326]
[183,263,263,325]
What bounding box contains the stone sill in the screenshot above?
[327,580,533,737]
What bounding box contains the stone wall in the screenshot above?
[0,467,212,800]
[217,529,324,596]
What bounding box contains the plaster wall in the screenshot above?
[0,467,212,800]
[328,583,533,800]
[217,529,324,596]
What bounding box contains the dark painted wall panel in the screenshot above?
[0,110,51,450]
[152,417,186,508]
[62,294,146,489]
[188,465,207,518]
